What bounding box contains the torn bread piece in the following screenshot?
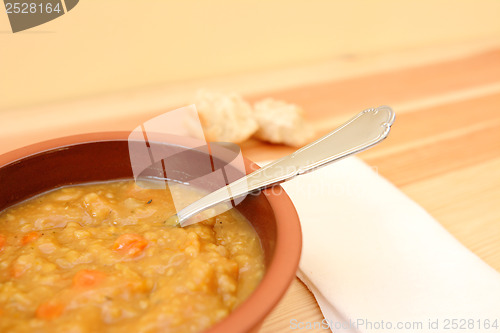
[253,98,315,147]
[193,89,259,143]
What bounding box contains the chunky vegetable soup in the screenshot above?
[0,181,264,332]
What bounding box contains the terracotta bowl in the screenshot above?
[0,132,302,333]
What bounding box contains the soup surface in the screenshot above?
[0,180,264,332]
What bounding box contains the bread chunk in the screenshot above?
[193,90,259,143]
[253,98,315,147]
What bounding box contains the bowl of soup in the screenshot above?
[0,132,302,333]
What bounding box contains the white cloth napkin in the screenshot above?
[259,157,500,333]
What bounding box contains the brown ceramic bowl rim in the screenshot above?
[0,132,302,333]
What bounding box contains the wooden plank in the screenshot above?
[246,49,500,122]
[364,123,500,187]
[361,97,500,187]
[359,93,500,159]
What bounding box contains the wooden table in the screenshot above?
[253,45,500,333]
[1,40,499,333]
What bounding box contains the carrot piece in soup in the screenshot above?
[21,231,41,245]
[0,234,5,252]
[73,269,106,288]
[36,301,64,320]
[112,233,148,258]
